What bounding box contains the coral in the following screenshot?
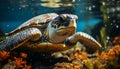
[2,61,16,69]
[2,60,31,69]
[24,64,32,69]
[20,52,28,59]
[96,45,120,69]
[54,49,89,69]
[96,45,120,60]
[14,57,26,68]
[0,52,31,69]
[54,45,120,69]
[1,45,120,69]
[0,51,10,61]
[112,36,120,44]
[54,62,81,69]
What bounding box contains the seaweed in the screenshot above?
[100,0,120,37]
[100,27,107,49]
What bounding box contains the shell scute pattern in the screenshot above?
[8,13,58,36]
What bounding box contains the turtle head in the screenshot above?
[47,14,78,43]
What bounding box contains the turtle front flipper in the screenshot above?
[0,28,42,51]
[65,32,102,53]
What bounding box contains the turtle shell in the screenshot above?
[8,13,58,35]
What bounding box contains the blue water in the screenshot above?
[0,0,102,34]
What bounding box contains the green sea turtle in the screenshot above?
[0,13,101,53]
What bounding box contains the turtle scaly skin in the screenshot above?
[0,13,102,53]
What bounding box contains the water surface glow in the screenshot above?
[0,0,102,35]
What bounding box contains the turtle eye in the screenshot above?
[52,24,58,28]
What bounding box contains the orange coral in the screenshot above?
[96,45,120,60]
[107,49,116,56]
[113,45,120,51]
[24,64,32,69]
[112,36,120,44]
[20,52,27,58]
[71,65,81,69]
[0,51,10,61]
[74,51,88,60]
[96,52,109,60]
[13,52,31,69]
[54,62,81,69]
[14,57,26,68]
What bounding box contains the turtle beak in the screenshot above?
[69,19,77,28]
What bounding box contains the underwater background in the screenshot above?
[0,0,103,34]
[0,0,120,38]
[0,0,120,69]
